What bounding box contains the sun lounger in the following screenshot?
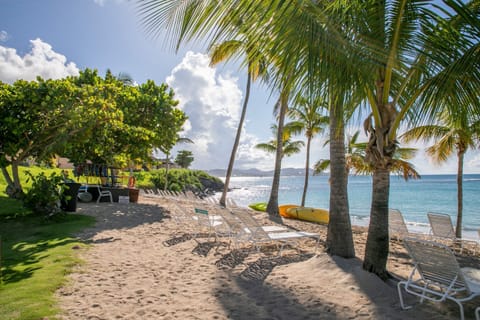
[232,208,320,255]
[427,212,477,253]
[389,209,411,241]
[389,209,426,241]
[398,237,480,320]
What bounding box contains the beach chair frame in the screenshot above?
[232,209,320,256]
[398,237,480,320]
[389,209,410,241]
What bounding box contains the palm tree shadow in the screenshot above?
[215,253,338,320]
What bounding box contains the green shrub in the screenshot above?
[22,171,68,218]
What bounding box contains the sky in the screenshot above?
[1,0,479,175]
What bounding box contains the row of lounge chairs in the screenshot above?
[145,189,320,256]
[389,209,480,320]
[389,209,479,254]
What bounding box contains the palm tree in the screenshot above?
[257,119,304,220]
[255,123,305,159]
[288,95,329,206]
[315,130,421,180]
[209,35,267,207]
[357,1,480,278]
[402,113,480,238]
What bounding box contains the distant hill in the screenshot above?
[206,167,315,177]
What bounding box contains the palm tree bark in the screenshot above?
[363,166,390,280]
[456,149,464,238]
[266,96,286,223]
[301,135,311,207]
[326,101,355,258]
[220,72,252,207]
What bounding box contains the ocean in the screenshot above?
[218,174,480,240]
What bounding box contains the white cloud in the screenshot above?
[0,30,8,42]
[467,154,480,169]
[166,51,272,170]
[0,38,79,84]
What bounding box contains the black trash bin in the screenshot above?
[61,182,82,212]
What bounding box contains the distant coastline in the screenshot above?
[206,168,318,177]
[205,168,473,178]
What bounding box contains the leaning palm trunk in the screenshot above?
[326,101,355,258]
[220,73,252,207]
[301,136,311,207]
[456,149,464,238]
[266,96,287,222]
[363,167,390,280]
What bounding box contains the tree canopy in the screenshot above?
[0,69,186,197]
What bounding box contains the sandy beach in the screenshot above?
[56,195,480,319]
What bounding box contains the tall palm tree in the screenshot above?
[357,1,480,278]
[288,95,329,206]
[255,123,305,159]
[209,36,267,207]
[257,119,304,220]
[402,113,480,238]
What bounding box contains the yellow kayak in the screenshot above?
[285,207,329,224]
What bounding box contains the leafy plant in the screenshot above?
[22,171,68,218]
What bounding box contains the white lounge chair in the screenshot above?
[232,209,320,255]
[96,185,113,203]
[389,209,410,241]
[192,207,225,241]
[427,212,477,253]
[213,208,289,250]
[389,209,426,241]
[398,237,480,320]
[476,306,480,320]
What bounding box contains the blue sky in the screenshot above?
[1,0,479,174]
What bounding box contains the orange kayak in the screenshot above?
[278,204,299,218]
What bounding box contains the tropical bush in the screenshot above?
[150,168,223,193]
[22,171,68,218]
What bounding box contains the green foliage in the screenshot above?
[175,150,194,168]
[149,168,222,192]
[0,69,187,196]
[22,171,67,218]
[0,213,95,319]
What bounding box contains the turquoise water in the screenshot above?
[220,174,480,239]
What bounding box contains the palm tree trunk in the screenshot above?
[266,95,286,223]
[455,150,464,238]
[326,101,354,258]
[301,136,311,207]
[220,72,252,207]
[363,166,390,280]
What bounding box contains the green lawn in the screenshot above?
[0,166,96,319]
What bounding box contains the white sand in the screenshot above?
[56,196,479,319]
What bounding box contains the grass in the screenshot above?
[0,166,96,319]
[0,213,95,320]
